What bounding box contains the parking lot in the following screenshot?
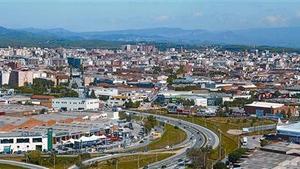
[240,149,300,169]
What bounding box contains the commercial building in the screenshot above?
[52,97,99,111]
[244,102,296,118]
[277,122,300,143]
[0,132,48,153]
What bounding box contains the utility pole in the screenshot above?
[137,155,140,168]
[218,129,222,160]
[53,151,56,169]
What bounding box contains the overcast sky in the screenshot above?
[0,0,300,32]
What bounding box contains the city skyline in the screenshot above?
[0,0,300,32]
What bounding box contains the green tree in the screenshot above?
[32,78,54,94]
[99,95,110,101]
[26,150,42,165]
[124,99,140,108]
[187,146,212,169]
[228,148,247,163]
[167,74,177,85]
[90,89,97,98]
[144,115,157,133]
[213,162,228,169]
[152,66,161,74]
[71,83,78,89]
[260,139,270,147]
[176,65,186,75]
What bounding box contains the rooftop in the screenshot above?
[245,101,284,109]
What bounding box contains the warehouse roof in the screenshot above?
[245,102,284,109]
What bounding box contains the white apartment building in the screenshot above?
[52,97,99,111]
[0,70,10,86]
[90,87,118,97]
[0,133,48,153]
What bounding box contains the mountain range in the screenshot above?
[0,26,300,48]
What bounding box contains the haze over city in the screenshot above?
[0,0,300,31]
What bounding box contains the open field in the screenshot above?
[89,153,174,169]
[0,164,25,169]
[147,124,187,150]
[0,155,92,169]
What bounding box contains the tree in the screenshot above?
[71,83,78,89]
[40,108,47,114]
[152,66,161,74]
[167,74,177,85]
[176,65,186,75]
[260,139,269,147]
[213,162,228,169]
[32,78,54,94]
[90,89,97,98]
[99,95,110,101]
[144,115,157,133]
[187,146,212,169]
[26,150,42,165]
[65,90,79,97]
[17,86,34,94]
[228,151,241,163]
[287,108,292,118]
[216,106,226,117]
[124,99,140,108]
[228,148,247,163]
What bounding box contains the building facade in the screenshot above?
[52,97,99,111]
[0,133,48,153]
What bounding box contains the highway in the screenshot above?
[69,110,219,169]
[134,111,219,169]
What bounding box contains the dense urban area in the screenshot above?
[1,44,300,169]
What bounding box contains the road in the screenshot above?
[69,110,219,169]
[0,159,49,169]
[135,111,219,169]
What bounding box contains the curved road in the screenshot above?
[135,111,219,169]
[69,110,219,169]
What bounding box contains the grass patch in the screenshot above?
[0,164,25,169]
[0,155,94,169]
[90,153,174,169]
[147,124,187,150]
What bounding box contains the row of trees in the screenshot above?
[187,146,214,169]
[124,99,141,108]
[16,78,78,98]
[144,115,157,133]
[228,148,248,163]
[176,98,195,107]
[25,150,91,168]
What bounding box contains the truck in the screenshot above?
[241,137,248,146]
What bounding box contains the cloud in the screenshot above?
[154,15,170,22]
[263,15,286,25]
[194,11,203,17]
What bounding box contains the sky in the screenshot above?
[0,0,300,32]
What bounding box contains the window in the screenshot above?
[16,138,30,143]
[32,138,42,143]
[1,139,13,144]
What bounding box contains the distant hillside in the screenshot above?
[1,26,300,49]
